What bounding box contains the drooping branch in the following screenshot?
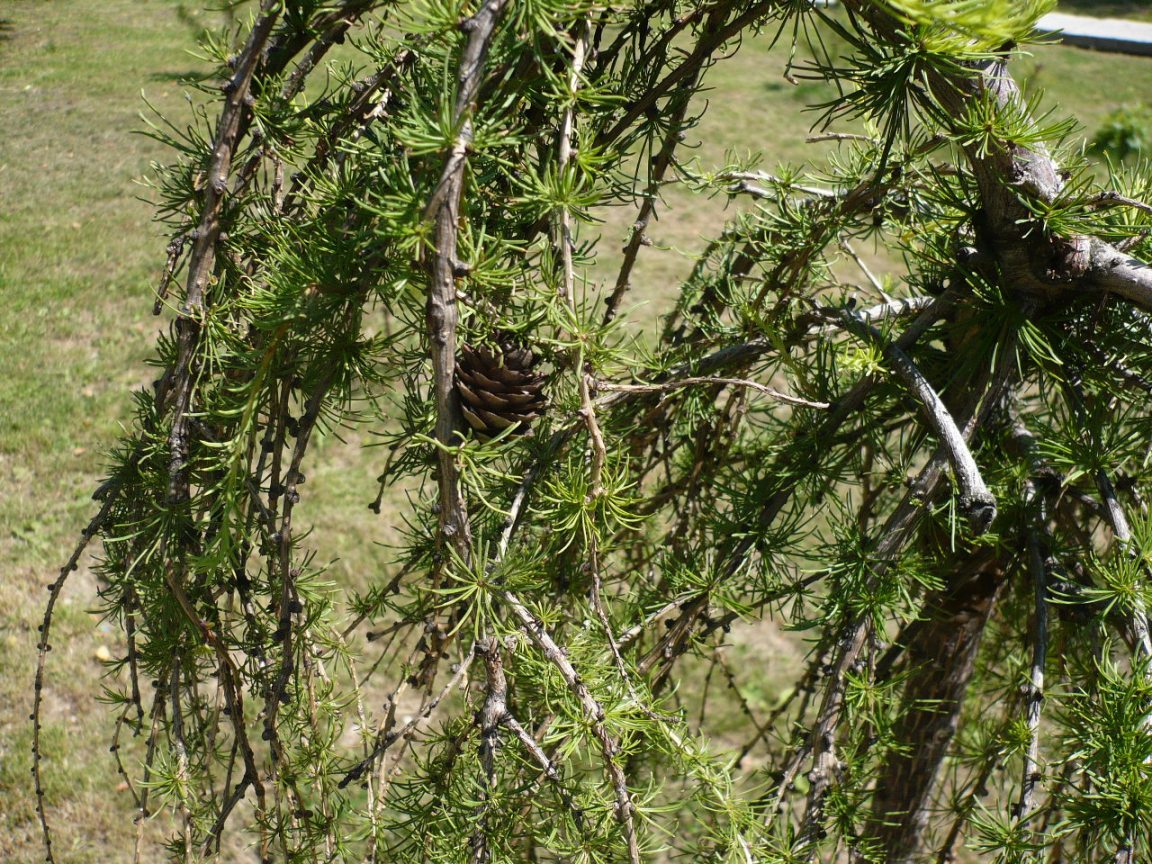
[423,0,511,563]
[860,344,1019,862]
[471,638,508,864]
[33,498,120,863]
[1017,477,1049,827]
[501,590,642,864]
[163,3,281,505]
[841,309,997,533]
[1094,469,1152,659]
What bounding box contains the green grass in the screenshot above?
[3,2,1152,861]
[1057,0,1152,22]
[0,3,229,860]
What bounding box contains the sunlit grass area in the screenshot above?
[3,2,1152,860]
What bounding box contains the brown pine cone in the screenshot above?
[454,342,546,438]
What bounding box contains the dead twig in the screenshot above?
[596,376,829,409]
[502,590,642,864]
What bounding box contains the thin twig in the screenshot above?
[503,714,582,825]
[132,691,165,864]
[339,648,475,789]
[164,3,280,506]
[34,495,122,863]
[581,373,608,496]
[717,170,837,199]
[169,661,194,864]
[1017,478,1049,825]
[502,589,642,864]
[806,132,879,145]
[556,20,590,303]
[603,66,698,324]
[1095,469,1152,659]
[839,236,892,301]
[1088,190,1152,218]
[471,639,508,864]
[793,617,871,844]
[263,363,340,758]
[596,376,829,409]
[715,648,775,766]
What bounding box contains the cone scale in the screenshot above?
[454,343,547,438]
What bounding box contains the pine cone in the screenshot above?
[455,342,547,438]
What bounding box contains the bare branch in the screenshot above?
[1088,190,1152,218]
[1087,239,1152,313]
[35,498,120,863]
[471,639,508,864]
[581,373,608,497]
[718,171,837,200]
[1016,478,1049,826]
[502,590,642,864]
[596,376,830,409]
[842,310,997,534]
[839,236,892,301]
[595,2,780,147]
[164,3,281,506]
[603,72,697,324]
[424,0,511,563]
[807,132,879,145]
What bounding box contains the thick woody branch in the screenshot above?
[843,311,996,534]
[1087,239,1152,312]
[424,0,511,563]
[839,1,1152,314]
[165,3,280,504]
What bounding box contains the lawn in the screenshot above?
[1059,0,1152,22]
[2,2,1152,862]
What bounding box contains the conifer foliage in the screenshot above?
[35,1,1152,861]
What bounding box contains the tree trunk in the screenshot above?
[870,559,1006,862]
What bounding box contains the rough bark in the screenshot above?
[869,559,1006,862]
[840,0,1152,314]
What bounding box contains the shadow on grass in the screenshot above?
[0,18,14,44]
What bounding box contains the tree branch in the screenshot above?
[842,309,997,534]
[424,0,511,563]
[501,590,642,864]
[596,376,830,409]
[1087,239,1152,312]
